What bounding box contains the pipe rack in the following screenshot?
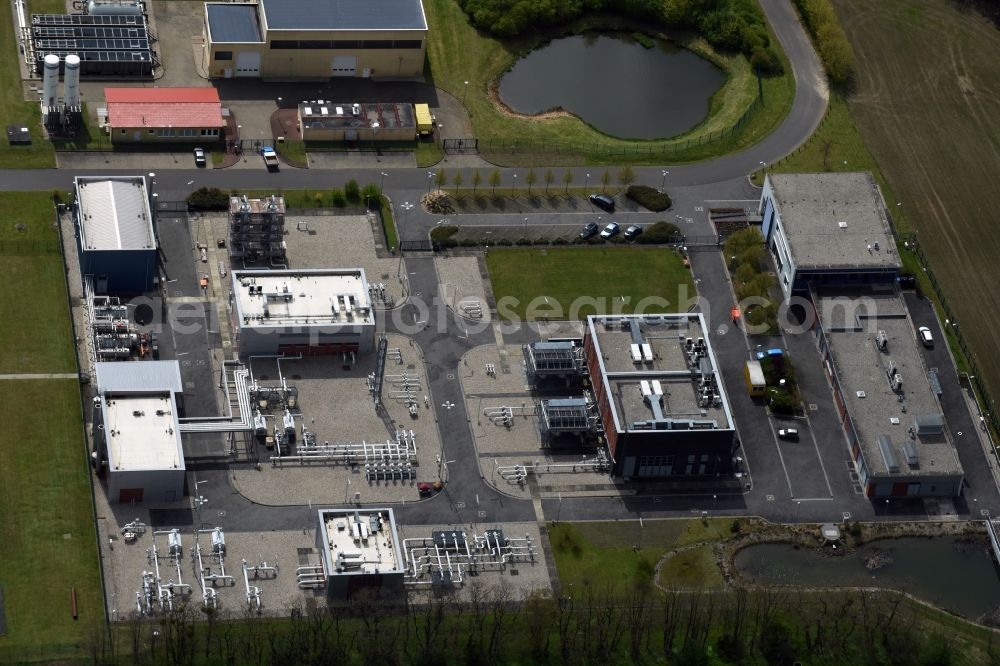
[402,531,537,585]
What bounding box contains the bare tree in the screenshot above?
[472,169,482,195]
[562,169,574,195]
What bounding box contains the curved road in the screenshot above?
[24,1,830,527]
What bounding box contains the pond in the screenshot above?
[735,537,1000,620]
[498,34,726,140]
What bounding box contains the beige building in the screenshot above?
[203,0,427,79]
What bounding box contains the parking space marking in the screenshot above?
[806,417,835,498]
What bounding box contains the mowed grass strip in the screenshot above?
[0,381,101,656]
[486,247,695,320]
[0,193,76,374]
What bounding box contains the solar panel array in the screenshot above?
[31,14,155,77]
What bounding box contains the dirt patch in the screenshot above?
[487,78,575,123]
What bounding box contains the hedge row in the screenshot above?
[792,0,855,85]
[626,185,672,212]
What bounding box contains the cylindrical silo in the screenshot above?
[42,54,60,108]
[64,55,81,108]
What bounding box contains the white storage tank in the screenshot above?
[87,0,143,15]
[63,54,81,108]
[42,54,60,108]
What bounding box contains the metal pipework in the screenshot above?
[241,559,262,610]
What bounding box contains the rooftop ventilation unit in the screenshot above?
[877,434,899,473]
[838,221,848,230]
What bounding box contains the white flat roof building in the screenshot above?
[231,269,375,355]
[317,509,404,598]
[99,391,186,503]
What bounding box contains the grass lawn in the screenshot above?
[0,193,76,374]
[658,545,725,590]
[424,0,795,166]
[0,380,102,661]
[0,194,100,660]
[486,247,695,320]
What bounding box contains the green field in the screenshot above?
[0,193,101,661]
[826,0,1000,417]
[486,247,696,320]
[424,0,795,166]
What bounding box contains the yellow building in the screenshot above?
[203,0,427,79]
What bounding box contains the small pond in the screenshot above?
[498,34,726,140]
[735,537,1000,620]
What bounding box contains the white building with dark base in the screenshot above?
[231,269,374,356]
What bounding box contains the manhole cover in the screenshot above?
[982,509,991,517]
[808,403,818,411]
[478,510,487,518]
[842,512,851,521]
[446,373,455,380]
[217,510,226,517]
[766,494,775,501]
[455,502,466,509]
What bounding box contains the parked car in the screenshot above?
[918,326,934,348]
[777,428,799,441]
[600,222,620,239]
[589,193,615,212]
[261,146,279,171]
[579,222,600,239]
[624,224,643,240]
[193,147,206,167]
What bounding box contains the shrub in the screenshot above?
[626,185,672,212]
[330,189,346,207]
[769,391,797,415]
[515,237,532,246]
[423,190,455,214]
[637,221,682,245]
[344,179,361,204]
[793,0,855,85]
[533,237,549,245]
[430,224,459,241]
[552,237,569,245]
[459,238,479,247]
[361,183,381,207]
[750,45,783,75]
[436,237,458,249]
[496,238,513,246]
[187,187,228,211]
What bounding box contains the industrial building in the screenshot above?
[759,172,901,298]
[523,340,585,386]
[104,88,225,144]
[584,314,739,480]
[93,360,185,503]
[297,101,416,142]
[74,176,157,294]
[228,194,287,266]
[230,269,374,356]
[812,286,964,498]
[31,12,155,77]
[311,509,404,599]
[202,0,427,79]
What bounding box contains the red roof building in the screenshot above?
[105,87,225,143]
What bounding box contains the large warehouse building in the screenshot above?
[759,172,901,298]
[231,268,375,356]
[74,176,157,294]
[812,286,964,498]
[202,0,427,79]
[584,314,739,480]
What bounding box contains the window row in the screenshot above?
[269,39,422,50]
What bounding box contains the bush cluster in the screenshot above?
[460,0,783,72]
[186,187,228,211]
[635,221,681,244]
[792,0,855,85]
[626,185,672,212]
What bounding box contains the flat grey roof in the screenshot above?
[299,102,415,131]
[206,3,263,43]
[587,315,734,433]
[96,360,183,395]
[816,287,962,479]
[767,172,900,271]
[261,0,427,31]
[75,177,155,251]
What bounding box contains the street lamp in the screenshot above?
[523,216,527,230]
[585,172,590,190]
[463,80,469,107]
[371,121,380,162]
[380,171,388,195]
[427,171,434,194]
[660,169,669,193]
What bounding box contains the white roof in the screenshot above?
[96,361,183,394]
[233,269,373,327]
[76,177,155,251]
[320,510,402,575]
[104,393,184,472]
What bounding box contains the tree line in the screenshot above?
[78,582,984,665]
[458,0,784,74]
